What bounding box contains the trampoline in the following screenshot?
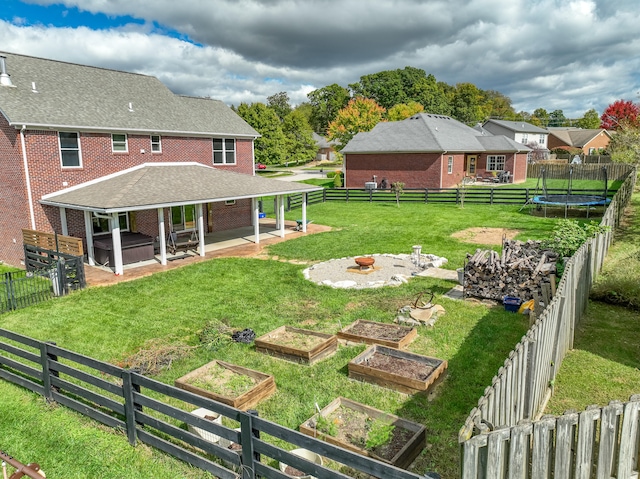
[523,165,610,218]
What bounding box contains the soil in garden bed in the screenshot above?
[264,329,327,350]
[363,351,434,381]
[320,405,415,461]
[345,321,412,342]
[185,362,257,397]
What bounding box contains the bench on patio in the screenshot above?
[167,231,199,255]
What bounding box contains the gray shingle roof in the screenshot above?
[342,113,529,153]
[483,119,548,134]
[40,163,321,212]
[0,51,258,137]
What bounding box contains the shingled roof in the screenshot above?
[342,113,530,154]
[0,51,258,137]
[547,127,612,148]
[40,163,322,212]
[483,119,548,134]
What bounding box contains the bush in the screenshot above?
[542,219,609,258]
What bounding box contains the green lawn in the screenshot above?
[0,201,594,479]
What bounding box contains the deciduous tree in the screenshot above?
[576,108,601,129]
[235,102,287,165]
[327,97,386,150]
[307,84,351,134]
[600,99,639,130]
[386,101,424,121]
[606,120,640,163]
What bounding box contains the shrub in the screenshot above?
[542,219,610,258]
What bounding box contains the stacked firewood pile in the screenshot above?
[463,239,558,301]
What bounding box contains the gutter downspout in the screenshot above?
[20,125,36,229]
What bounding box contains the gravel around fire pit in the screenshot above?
[303,253,448,289]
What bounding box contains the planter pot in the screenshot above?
[348,344,447,395]
[337,319,417,349]
[175,360,276,410]
[279,448,324,479]
[255,326,337,364]
[188,407,223,443]
[299,397,425,469]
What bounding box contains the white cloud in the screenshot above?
[5,0,640,117]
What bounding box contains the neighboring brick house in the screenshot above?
[546,127,612,155]
[482,119,549,160]
[0,52,320,273]
[341,113,530,189]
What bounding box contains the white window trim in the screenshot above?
[112,133,128,153]
[487,155,506,171]
[447,156,453,174]
[93,212,130,236]
[213,138,237,165]
[58,131,82,168]
[151,135,162,153]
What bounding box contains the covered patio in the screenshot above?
[40,163,322,276]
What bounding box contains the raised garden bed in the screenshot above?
[299,397,426,469]
[348,344,447,395]
[254,326,337,364]
[175,360,275,410]
[337,319,417,349]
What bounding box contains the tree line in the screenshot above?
[233,66,639,165]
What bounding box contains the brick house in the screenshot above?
[341,113,530,189]
[546,127,612,155]
[0,52,320,274]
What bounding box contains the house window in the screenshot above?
[213,138,236,164]
[225,200,236,205]
[539,134,545,145]
[521,134,528,144]
[151,135,162,153]
[171,204,196,231]
[487,155,506,171]
[92,212,129,235]
[59,132,82,167]
[447,156,453,174]
[112,134,128,152]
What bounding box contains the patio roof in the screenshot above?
[40,163,322,213]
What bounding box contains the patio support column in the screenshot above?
[59,208,68,236]
[111,213,124,275]
[301,193,307,233]
[84,211,95,266]
[252,198,260,244]
[157,208,167,265]
[274,197,280,229]
[278,194,285,238]
[196,203,205,257]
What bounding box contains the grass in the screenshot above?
[0,200,605,479]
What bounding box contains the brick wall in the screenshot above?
[345,153,444,188]
[0,119,31,266]
[0,123,255,266]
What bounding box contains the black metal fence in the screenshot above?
[0,270,53,313]
[0,328,435,479]
[23,244,85,295]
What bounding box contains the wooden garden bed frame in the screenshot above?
[254,326,337,364]
[337,319,417,349]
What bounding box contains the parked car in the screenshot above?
[255,163,267,170]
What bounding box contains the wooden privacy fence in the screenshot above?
[0,328,436,479]
[461,395,640,479]
[527,162,632,182]
[458,168,637,478]
[22,229,86,295]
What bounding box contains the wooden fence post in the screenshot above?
[40,341,59,402]
[122,369,141,446]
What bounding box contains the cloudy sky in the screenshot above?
[1,0,639,118]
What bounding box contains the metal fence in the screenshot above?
[0,270,53,313]
[457,167,637,478]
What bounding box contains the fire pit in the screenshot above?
[354,256,375,270]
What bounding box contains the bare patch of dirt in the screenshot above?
[451,227,520,245]
[344,321,412,342]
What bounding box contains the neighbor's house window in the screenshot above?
[487,155,506,171]
[447,156,453,174]
[213,138,236,164]
[521,134,528,144]
[92,212,129,235]
[151,135,162,152]
[171,204,196,231]
[539,134,545,145]
[112,134,128,152]
[59,132,82,167]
